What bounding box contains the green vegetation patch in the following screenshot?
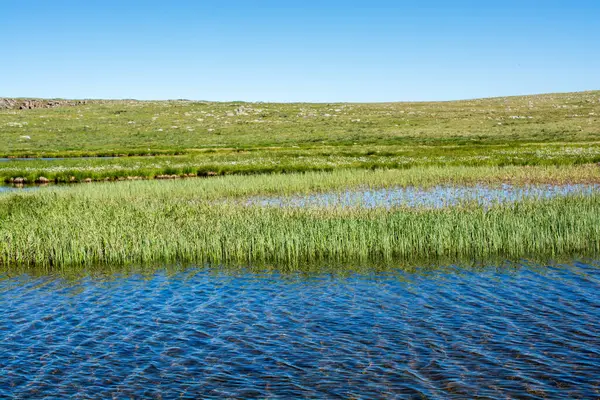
[1,91,598,182]
[2,166,599,270]
[1,92,599,156]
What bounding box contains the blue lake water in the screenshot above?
[1,261,599,398]
[247,184,600,208]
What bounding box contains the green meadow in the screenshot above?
[1,90,599,183]
[1,91,600,269]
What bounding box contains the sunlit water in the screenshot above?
[1,261,599,398]
[246,184,600,208]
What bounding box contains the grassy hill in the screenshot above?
[0,91,599,182]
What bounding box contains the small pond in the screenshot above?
[246,183,600,208]
[1,261,598,398]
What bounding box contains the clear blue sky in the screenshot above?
[1,1,599,102]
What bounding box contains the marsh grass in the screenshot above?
[1,166,599,269]
[2,142,600,183]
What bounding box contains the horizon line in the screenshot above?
[1,89,599,105]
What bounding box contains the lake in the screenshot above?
[1,261,598,398]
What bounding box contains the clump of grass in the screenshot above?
[1,167,599,270]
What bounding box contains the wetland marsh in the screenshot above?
[2,166,600,268]
[1,91,599,183]
[2,92,600,397]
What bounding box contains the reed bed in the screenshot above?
[1,166,599,269]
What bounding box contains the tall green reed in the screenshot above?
[1,166,599,269]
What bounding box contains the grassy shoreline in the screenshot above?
[2,142,600,184]
[2,166,599,269]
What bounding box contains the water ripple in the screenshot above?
[0,262,599,398]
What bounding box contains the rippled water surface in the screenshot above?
[247,184,600,208]
[1,262,599,398]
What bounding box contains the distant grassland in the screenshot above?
[0,91,599,182]
[1,166,600,269]
[2,91,599,154]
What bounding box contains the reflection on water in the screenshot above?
[0,157,116,162]
[0,185,40,193]
[246,184,600,208]
[0,158,64,162]
[1,261,599,398]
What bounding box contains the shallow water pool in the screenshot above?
[1,261,598,398]
[245,183,600,208]
[0,185,39,193]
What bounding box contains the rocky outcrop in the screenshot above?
[0,98,88,110]
[0,99,17,109]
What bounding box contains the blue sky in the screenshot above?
[1,1,599,101]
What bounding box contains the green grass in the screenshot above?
[2,142,600,184]
[1,91,599,270]
[2,91,600,155]
[1,166,599,270]
[1,91,599,182]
